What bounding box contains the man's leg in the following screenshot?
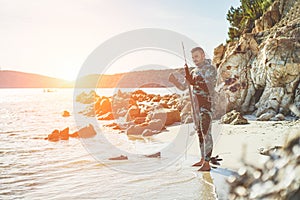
[198,111,213,171]
[192,110,213,167]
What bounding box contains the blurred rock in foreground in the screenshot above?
[227,129,300,200]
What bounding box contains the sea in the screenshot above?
[0,88,231,200]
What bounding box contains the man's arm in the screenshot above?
[168,69,187,91]
[184,64,195,85]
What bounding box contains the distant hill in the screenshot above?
[0,68,182,88]
[0,70,73,88]
[75,69,179,88]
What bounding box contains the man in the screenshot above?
[184,47,217,171]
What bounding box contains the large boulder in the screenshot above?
[126,125,144,135]
[111,91,136,119]
[76,90,99,104]
[125,105,141,122]
[78,124,97,138]
[220,110,249,125]
[126,119,164,135]
[96,97,112,115]
[148,108,181,126]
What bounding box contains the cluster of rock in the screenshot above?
[45,124,96,142]
[45,127,76,142]
[213,0,300,121]
[76,89,195,136]
[227,131,300,199]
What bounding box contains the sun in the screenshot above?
[54,69,78,81]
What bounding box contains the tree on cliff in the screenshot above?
[226,0,275,41]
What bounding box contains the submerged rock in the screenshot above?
[46,127,70,141]
[62,110,70,117]
[108,155,128,160]
[46,129,60,142]
[59,127,69,140]
[69,131,79,138]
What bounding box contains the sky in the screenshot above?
[0,0,240,80]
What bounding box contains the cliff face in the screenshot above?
[213,0,300,120]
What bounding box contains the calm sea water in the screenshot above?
[0,88,229,200]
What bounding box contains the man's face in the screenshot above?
[192,50,205,66]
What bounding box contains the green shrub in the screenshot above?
[226,0,275,42]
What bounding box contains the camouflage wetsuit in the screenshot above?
[185,59,217,162]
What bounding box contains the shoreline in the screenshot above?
[149,117,300,198]
[152,117,299,170]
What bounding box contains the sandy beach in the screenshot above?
[150,116,300,198]
[212,118,300,170]
[154,117,299,169]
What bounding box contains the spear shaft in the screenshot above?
[181,42,198,128]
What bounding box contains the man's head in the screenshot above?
[191,47,205,66]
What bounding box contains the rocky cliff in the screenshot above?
[213,0,300,120]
